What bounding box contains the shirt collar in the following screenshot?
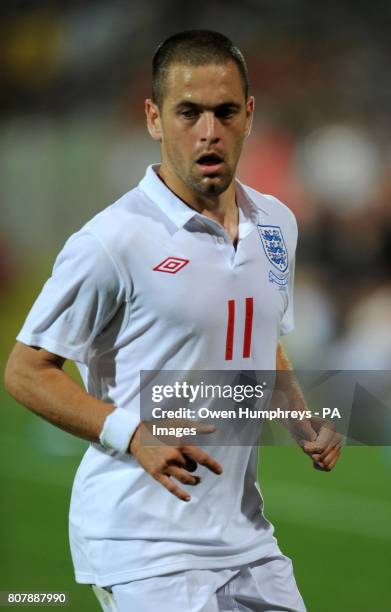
[138,164,197,228]
[138,163,259,234]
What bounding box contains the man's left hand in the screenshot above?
[301,416,343,471]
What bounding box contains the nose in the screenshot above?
[199,111,220,144]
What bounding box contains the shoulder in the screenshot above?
[240,183,298,240]
[84,185,147,247]
[52,228,124,298]
[54,186,147,297]
[65,184,150,278]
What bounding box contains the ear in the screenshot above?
[244,96,255,139]
[145,99,162,141]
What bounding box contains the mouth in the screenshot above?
[195,152,224,175]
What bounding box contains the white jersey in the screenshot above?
[17,164,298,587]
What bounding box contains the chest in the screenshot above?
[125,226,289,339]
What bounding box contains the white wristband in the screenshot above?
[99,408,137,454]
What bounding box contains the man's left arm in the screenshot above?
[276,341,342,471]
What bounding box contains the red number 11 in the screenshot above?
[225,297,254,360]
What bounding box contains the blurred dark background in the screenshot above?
[1,2,390,611]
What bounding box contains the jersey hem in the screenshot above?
[74,542,278,587]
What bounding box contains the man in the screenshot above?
[5,30,341,611]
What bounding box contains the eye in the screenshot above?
[180,109,198,119]
[216,107,236,119]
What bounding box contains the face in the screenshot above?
[146,61,254,200]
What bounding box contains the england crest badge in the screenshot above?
[257,225,288,273]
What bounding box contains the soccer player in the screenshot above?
[5,30,341,612]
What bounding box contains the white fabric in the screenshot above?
[93,555,306,612]
[17,165,298,586]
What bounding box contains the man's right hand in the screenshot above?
[129,422,223,502]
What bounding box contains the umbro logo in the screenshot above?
[153,257,189,274]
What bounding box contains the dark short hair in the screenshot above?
[152,30,249,108]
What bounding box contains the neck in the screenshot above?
[157,164,238,242]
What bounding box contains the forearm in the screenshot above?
[5,343,114,444]
[275,341,306,412]
[275,342,342,469]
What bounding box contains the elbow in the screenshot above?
[4,342,62,405]
[4,353,21,399]
[4,344,33,402]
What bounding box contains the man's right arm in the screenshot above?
[4,342,222,502]
[4,342,115,444]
